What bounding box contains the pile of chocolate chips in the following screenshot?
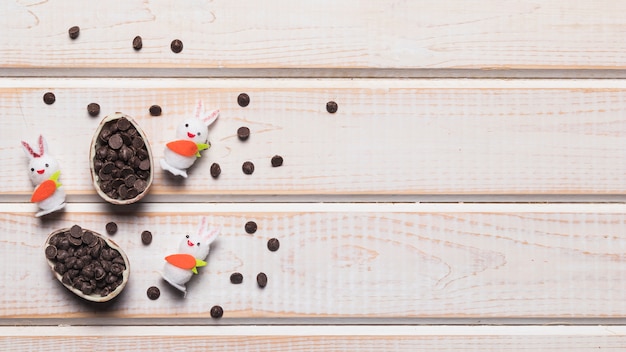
[46,225,127,297]
[93,117,150,200]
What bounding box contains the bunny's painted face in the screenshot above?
[176,118,209,144]
[28,157,59,185]
[178,233,211,259]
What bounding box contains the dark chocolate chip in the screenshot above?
[137,170,150,180]
[120,166,134,178]
[94,267,106,281]
[96,146,109,160]
[267,238,280,252]
[43,92,56,105]
[119,145,134,161]
[112,256,126,265]
[139,159,151,171]
[68,26,80,39]
[45,245,57,259]
[256,272,267,288]
[141,230,152,245]
[108,134,124,150]
[210,163,221,178]
[87,103,100,117]
[68,235,82,246]
[242,161,254,175]
[70,225,83,238]
[126,188,139,199]
[136,148,149,160]
[210,305,223,318]
[101,162,115,174]
[147,286,160,300]
[149,105,162,116]
[326,101,338,113]
[106,149,118,162]
[56,249,69,262]
[94,160,103,173]
[244,221,257,234]
[110,263,124,276]
[132,137,145,149]
[237,93,250,107]
[133,179,147,192]
[124,174,137,188]
[230,272,243,284]
[170,39,183,53]
[54,262,67,275]
[132,36,143,50]
[105,222,118,235]
[237,126,250,141]
[271,155,283,167]
[82,231,96,245]
[118,184,129,199]
[117,118,131,131]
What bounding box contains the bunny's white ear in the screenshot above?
[197,217,219,245]
[194,100,204,119]
[21,139,40,159]
[202,109,219,127]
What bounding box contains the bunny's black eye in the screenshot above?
[30,168,34,172]
[185,235,189,238]
[45,163,49,167]
[185,124,189,128]
[197,242,201,246]
[197,132,201,136]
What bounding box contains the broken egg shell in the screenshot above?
[44,227,131,303]
[90,112,154,205]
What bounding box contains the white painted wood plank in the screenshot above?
[2,79,626,198]
[1,326,625,351]
[1,205,625,319]
[2,0,626,70]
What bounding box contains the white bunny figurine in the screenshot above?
[160,101,219,178]
[162,217,219,296]
[21,135,66,217]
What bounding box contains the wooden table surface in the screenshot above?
[2,1,626,350]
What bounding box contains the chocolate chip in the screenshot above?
[132,137,145,149]
[70,225,83,238]
[82,231,96,245]
[237,93,250,107]
[141,230,152,245]
[132,36,143,50]
[119,145,134,162]
[244,221,257,234]
[210,305,223,318]
[242,161,254,175]
[105,222,118,235]
[43,92,56,105]
[256,272,268,288]
[133,179,147,192]
[108,134,124,149]
[326,101,338,113]
[271,155,283,167]
[94,267,106,281]
[237,126,250,141]
[124,174,137,188]
[210,163,221,178]
[106,149,118,162]
[95,146,108,160]
[147,286,160,300]
[267,238,280,252]
[68,26,80,39]
[149,105,162,116]
[139,159,151,171]
[170,39,183,53]
[87,103,100,117]
[230,272,243,284]
[117,118,131,131]
[68,235,82,246]
[45,245,57,259]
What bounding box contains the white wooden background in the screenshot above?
[2,1,626,351]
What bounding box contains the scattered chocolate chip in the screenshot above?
[141,230,152,245]
[210,163,221,178]
[210,305,223,318]
[237,93,250,107]
[267,238,280,252]
[230,272,243,284]
[242,161,255,175]
[108,134,124,150]
[149,105,162,116]
[43,92,56,105]
[170,39,183,53]
[245,221,257,234]
[105,222,118,235]
[147,286,160,300]
[45,245,57,259]
[256,272,268,288]
[326,101,338,113]
[132,36,143,50]
[68,26,80,39]
[271,155,283,167]
[237,126,250,141]
[87,103,100,117]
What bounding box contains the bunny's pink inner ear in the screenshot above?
[197,217,208,236]
[194,100,204,119]
[203,110,219,126]
[21,141,40,158]
[38,135,45,155]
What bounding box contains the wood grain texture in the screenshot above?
[2,326,626,352]
[2,79,626,199]
[2,0,626,70]
[2,204,626,319]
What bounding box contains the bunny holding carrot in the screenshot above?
[21,135,66,217]
[160,101,219,178]
[162,217,219,296]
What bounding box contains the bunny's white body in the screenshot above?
[162,218,219,296]
[160,101,219,178]
[21,135,66,217]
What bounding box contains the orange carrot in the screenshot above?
[166,140,198,157]
[31,179,56,203]
[165,253,196,270]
